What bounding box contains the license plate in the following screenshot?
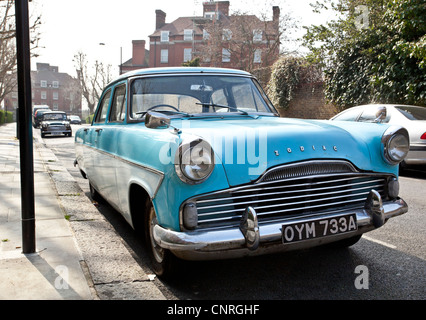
[282,214,358,244]
[50,132,61,136]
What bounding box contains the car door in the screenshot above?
[87,88,112,197]
[100,82,127,209]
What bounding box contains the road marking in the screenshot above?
[363,235,397,249]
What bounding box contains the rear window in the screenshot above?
[396,106,426,120]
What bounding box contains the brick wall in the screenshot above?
[276,82,338,120]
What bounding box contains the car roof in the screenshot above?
[109,67,253,86]
[42,111,66,115]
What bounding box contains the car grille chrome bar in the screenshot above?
[183,161,390,230]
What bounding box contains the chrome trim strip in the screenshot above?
[78,143,165,197]
[257,160,358,183]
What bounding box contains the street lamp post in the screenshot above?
[15,0,36,254]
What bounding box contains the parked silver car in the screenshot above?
[331,104,426,166]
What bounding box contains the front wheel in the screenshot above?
[144,201,177,278]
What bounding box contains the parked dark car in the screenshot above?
[69,115,82,125]
[40,111,72,138]
[33,108,52,128]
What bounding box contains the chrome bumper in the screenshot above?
[153,191,408,261]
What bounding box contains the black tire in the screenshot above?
[89,183,103,203]
[144,200,177,278]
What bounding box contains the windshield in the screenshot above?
[395,106,426,120]
[43,113,67,121]
[129,75,275,119]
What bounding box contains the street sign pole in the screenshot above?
[15,0,36,254]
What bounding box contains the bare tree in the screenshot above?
[195,5,296,73]
[0,0,41,106]
[73,51,113,115]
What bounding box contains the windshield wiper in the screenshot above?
[135,110,192,118]
[196,102,249,115]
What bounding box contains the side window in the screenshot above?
[94,90,111,124]
[232,83,267,112]
[109,84,127,122]
[211,89,228,105]
[332,108,361,121]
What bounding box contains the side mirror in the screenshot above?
[374,106,387,123]
[145,111,171,129]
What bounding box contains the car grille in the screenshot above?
[185,160,390,230]
[46,125,66,131]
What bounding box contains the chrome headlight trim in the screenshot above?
[175,138,215,185]
[381,126,410,165]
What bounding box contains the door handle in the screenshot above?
[95,128,103,133]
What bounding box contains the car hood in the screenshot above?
[172,116,391,186]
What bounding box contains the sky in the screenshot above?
[30,0,337,77]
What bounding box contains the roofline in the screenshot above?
[109,67,253,86]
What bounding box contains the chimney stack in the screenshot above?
[273,6,280,24]
[155,10,166,30]
[132,40,146,66]
[203,1,230,17]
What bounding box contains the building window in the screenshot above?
[203,29,210,40]
[204,12,217,20]
[161,31,169,42]
[53,103,59,111]
[40,80,47,88]
[53,91,59,100]
[254,49,262,63]
[41,91,47,99]
[222,48,231,62]
[253,30,262,43]
[161,49,169,63]
[52,81,59,88]
[222,29,232,41]
[184,29,193,41]
[183,48,192,62]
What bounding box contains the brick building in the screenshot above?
[4,63,82,118]
[120,1,281,73]
[120,40,150,74]
[30,63,82,116]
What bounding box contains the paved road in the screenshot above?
[43,125,426,300]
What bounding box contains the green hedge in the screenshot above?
[85,114,94,124]
[0,110,13,123]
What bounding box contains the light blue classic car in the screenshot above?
[74,67,409,277]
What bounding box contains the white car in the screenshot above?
[331,104,426,166]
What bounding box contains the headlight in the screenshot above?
[175,139,214,184]
[382,126,409,165]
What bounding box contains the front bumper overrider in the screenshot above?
[153,190,408,261]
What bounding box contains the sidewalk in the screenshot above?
[0,122,93,299]
[0,122,166,300]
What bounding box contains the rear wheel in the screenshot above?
[144,200,177,278]
[89,183,102,203]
